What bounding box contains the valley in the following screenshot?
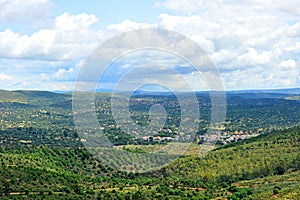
[0,89,299,199]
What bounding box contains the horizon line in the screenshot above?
[1,86,300,94]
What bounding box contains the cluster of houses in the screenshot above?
[197,131,259,145]
[139,130,259,145]
[140,135,178,142]
[218,132,259,144]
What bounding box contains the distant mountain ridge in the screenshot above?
[230,87,300,94]
[0,87,299,104]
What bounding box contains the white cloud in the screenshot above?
[237,48,271,66]
[212,49,237,65]
[155,0,220,15]
[150,0,300,89]
[222,66,295,90]
[0,0,50,23]
[284,42,300,52]
[54,68,74,81]
[158,14,220,38]
[0,29,57,58]
[279,59,296,68]
[156,0,300,17]
[39,73,49,81]
[75,59,86,68]
[0,73,11,80]
[39,67,75,82]
[54,12,99,31]
[0,0,299,90]
[0,12,104,60]
[289,22,300,37]
[107,19,156,32]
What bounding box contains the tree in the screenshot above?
[3,181,11,196]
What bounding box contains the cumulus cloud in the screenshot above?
[279,59,296,68]
[107,19,156,32]
[0,0,299,90]
[150,0,300,89]
[54,12,99,31]
[54,68,74,80]
[0,29,56,58]
[39,67,75,82]
[0,3,104,90]
[222,67,295,90]
[237,48,271,66]
[0,12,104,60]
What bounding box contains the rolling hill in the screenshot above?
[0,89,299,199]
[0,90,70,105]
[0,126,299,199]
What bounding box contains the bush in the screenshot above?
[228,185,238,193]
[228,187,252,200]
[273,186,282,195]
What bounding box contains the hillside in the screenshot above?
[0,89,299,199]
[0,127,299,199]
[2,89,299,149]
[164,127,300,182]
[0,90,70,106]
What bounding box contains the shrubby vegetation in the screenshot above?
[1,90,299,147]
[0,127,299,199]
[0,90,299,199]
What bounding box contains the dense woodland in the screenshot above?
[0,89,299,199]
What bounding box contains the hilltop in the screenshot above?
[0,90,70,106]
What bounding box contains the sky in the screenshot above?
[0,0,299,91]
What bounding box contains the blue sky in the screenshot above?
[51,0,167,28]
[0,0,299,91]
